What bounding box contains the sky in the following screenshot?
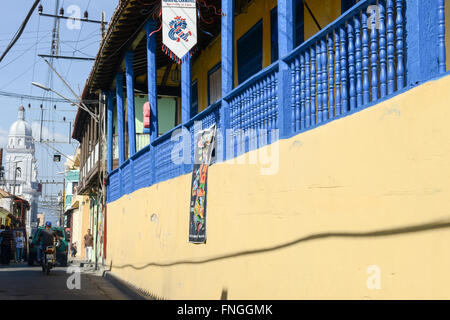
[0,0,118,221]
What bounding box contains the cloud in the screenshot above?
[31,122,68,143]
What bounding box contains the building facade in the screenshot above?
[73,0,450,298]
[0,107,40,235]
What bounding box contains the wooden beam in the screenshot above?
[162,63,173,87]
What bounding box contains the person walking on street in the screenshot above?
[71,242,77,258]
[0,226,14,265]
[15,231,24,263]
[84,229,93,263]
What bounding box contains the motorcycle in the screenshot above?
[42,240,59,275]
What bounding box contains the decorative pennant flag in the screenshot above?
[162,0,197,63]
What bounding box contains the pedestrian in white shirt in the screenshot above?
[15,231,24,263]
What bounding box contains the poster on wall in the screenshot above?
[189,124,216,243]
[162,0,197,63]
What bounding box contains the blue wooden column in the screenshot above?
[181,59,191,123]
[438,0,446,73]
[220,0,234,161]
[146,20,158,186]
[125,51,136,157]
[145,20,158,143]
[115,73,125,166]
[277,0,294,139]
[181,59,192,173]
[405,0,441,86]
[105,91,114,173]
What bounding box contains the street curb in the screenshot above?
[102,270,152,300]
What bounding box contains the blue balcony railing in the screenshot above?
[224,63,279,157]
[285,0,405,133]
[107,0,447,203]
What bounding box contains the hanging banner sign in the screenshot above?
[162,0,197,63]
[188,124,216,243]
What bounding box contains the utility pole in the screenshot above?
[10,160,21,218]
[37,5,108,61]
[39,104,44,143]
[101,11,106,38]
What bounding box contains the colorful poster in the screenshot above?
[189,124,216,243]
[162,0,197,62]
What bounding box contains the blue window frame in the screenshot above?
[294,0,305,47]
[270,7,278,63]
[191,80,198,118]
[237,20,263,84]
[341,0,357,13]
[207,63,222,105]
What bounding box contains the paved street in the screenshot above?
[0,263,131,300]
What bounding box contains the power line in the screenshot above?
[0,0,42,63]
[0,31,52,71]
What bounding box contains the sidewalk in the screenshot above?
[68,258,150,300]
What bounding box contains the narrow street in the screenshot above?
[0,263,131,300]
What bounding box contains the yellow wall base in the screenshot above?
[106,74,450,299]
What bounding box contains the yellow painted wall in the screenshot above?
[304,0,341,41]
[106,73,450,299]
[79,196,90,259]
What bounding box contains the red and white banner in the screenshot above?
[162,0,197,63]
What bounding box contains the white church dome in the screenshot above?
[9,106,32,137]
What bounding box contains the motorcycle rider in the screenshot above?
[37,222,59,263]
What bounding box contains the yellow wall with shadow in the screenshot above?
[106,73,450,299]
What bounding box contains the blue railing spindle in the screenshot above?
[370,5,378,102]
[335,31,341,116]
[395,0,404,90]
[295,57,301,131]
[263,77,270,136]
[321,39,328,122]
[269,73,277,143]
[311,46,317,124]
[348,21,356,111]
[273,73,278,129]
[251,83,258,149]
[305,50,312,127]
[362,12,370,105]
[260,80,266,147]
[328,36,335,119]
[387,0,395,94]
[291,61,296,132]
[438,0,446,73]
[340,26,348,114]
[354,15,363,108]
[379,4,387,98]
[316,42,323,123]
[300,54,306,129]
[260,79,267,146]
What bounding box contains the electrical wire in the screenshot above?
[64,0,92,80]
[0,31,52,71]
[0,0,42,63]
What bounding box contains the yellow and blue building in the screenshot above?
[73,0,450,298]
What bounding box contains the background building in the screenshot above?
[0,107,40,234]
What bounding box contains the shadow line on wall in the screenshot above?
[110,218,450,270]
